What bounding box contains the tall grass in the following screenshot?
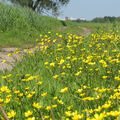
[0,2,62,32]
[0,2,63,47]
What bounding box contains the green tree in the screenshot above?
[9,0,70,15]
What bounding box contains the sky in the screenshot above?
[59,0,120,20]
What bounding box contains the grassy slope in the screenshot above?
[0,2,63,48]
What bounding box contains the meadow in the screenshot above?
[0,2,120,120]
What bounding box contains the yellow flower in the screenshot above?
[93,112,106,120]
[8,53,12,57]
[7,74,12,77]
[59,35,62,38]
[27,93,33,98]
[24,110,33,117]
[53,75,59,79]
[14,90,20,94]
[44,115,50,119]
[65,111,72,117]
[94,106,102,112]
[8,79,12,82]
[48,31,51,34]
[25,74,30,77]
[95,68,99,71]
[53,96,57,100]
[18,93,23,97]
[74,71,82,76]
[41,92,47,97]
[27,76,34,81]
[4,98,11,103]
[114,76,120,81]
[58,59,65,65]
[76,89,83,93]
[57,99,64,104]
[80,93,85,96]
[107,71,111,74]
[33,102,42,109]
[107,111,120,117]
[25,117,35,120]
[1,86,10,93]
[35,75,41,80]
[67,106,73,110]
[102,101,111,109]
[82,97,94,101]
[66,56,71,60]
[44,62,48,65]
[71,111,83,120]
[2,76,7,79]
[50,62,55,67]
[36,39,38,42]
[7,110,16,118]
[25,87,30,90]
[102,76,108,79]
[0,98,3,103]
[2,60,6,63]
[46,106,51,110]
[52,105,57,108]
[61,72,65,75]
[37,81,43,85]
[60,87,68,93]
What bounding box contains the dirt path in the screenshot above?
[0,47,36,72]
[0,48,17,71]
[78,27,91,36]
[0,27,91,72]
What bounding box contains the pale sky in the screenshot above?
[59,0,120,20]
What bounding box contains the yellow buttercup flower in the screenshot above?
[2,60,6,63]
[52,105,57,108]
[37,81,43,85]
[8,53,12,57]
[57,99,64,104]
[53,75,59,79]
[65,111,72,117]
[114,76,120,81]
[44,115,50,119]
[7,110,16,118]
[102,76,108,79]
[60,87,68,93]
[25,117,35,120]
[24,110,33,117]
[41,92,47,97]
[33,102,42,109]
[1,86,10,93]
[50,62,55,67]
[2,76,7,79]
[46,106,51,110]
[58,59,65,65]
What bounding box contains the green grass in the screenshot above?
[0,29,120,119]
[0,2,63,48]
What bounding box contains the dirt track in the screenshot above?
[0,48,20,72]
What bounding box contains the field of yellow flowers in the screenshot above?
[0,30,120,120]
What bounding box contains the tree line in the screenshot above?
[70,16,120,23]
[92,16,120,23]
